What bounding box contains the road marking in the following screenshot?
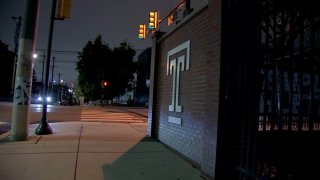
[80,108,146,123]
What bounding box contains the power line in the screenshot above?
[35,48,79,54]
[35,48,146,54]
[54,60,77,63]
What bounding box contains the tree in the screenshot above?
[0,40,15,98]
[109,41,136,99]
[76,35,111,100]
[76,35,136,101]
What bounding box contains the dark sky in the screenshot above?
[0,0,206,85]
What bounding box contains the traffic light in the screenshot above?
[56,0,72,18]
[149,11,159,29]
[103,81,108,87]
[138,24,146,39]
[101,80,108,87]
[168,14,174,26]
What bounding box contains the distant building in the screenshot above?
[135,47,151,106]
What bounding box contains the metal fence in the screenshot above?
[220,0,320,179]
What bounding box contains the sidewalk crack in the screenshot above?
[35,136,43,144]
[73,123,83,180]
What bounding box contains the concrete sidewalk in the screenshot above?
[0,122,206,180]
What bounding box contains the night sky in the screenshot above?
[0,0,206,85]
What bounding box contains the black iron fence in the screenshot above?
[258,0,320,132]
[254,0,320,179]
[220,0,320,179]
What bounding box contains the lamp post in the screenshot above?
[34,0,59,135]
[35,0,69,134]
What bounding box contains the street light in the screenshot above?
[35,0,59,135]
[32,53,37,68]
[35,0,70,135]
[33,53,46,92]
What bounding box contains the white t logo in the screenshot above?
[167,40,190,124]
[168,55,185,112]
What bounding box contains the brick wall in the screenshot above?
[147,0,222,178]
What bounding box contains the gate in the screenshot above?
[218,0,320,179]
[256,0,320,179]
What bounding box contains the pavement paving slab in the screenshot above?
[0,153,77,180]
[76,152,122,180]
[0,121,207,180]
[101,137,204,180]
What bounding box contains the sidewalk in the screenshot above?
[0,122,206,180]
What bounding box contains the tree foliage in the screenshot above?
[76,35,136,100]
[0,40,15,97]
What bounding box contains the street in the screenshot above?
[0,102,148,135]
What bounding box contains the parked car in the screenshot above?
[59,97,79,106]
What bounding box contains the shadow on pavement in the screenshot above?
[102,136,207,180]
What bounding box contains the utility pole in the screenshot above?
[11,0,40,141]
[58,73,61,83]
[51,56,56,89]
[11,16,23,97]
[41,54,46,86]
[58,73,62,102]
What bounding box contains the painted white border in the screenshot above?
[166,40,191,125]
[168,116,182,125]
[166,40,190,75]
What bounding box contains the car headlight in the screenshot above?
[46,97,51,102]
[37,97,43,101]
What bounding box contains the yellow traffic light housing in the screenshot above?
[168,14,174,26]
[138,24,146,39]
[57,0,72,18]
[149,11,159,29]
